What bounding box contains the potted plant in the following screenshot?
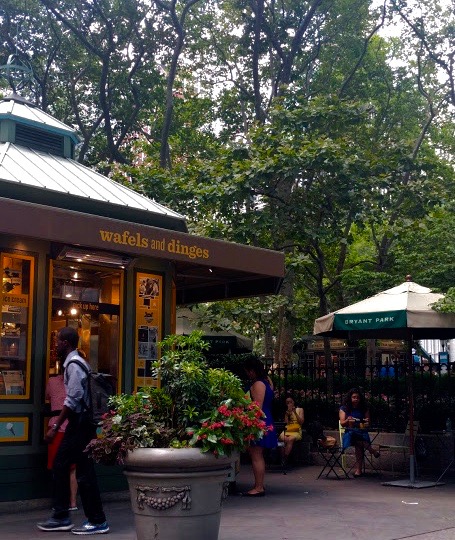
[86,332,268,540]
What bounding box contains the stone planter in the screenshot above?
[123,448,232,540]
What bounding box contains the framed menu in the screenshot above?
[134,272,163,391]
[0,252,34,399]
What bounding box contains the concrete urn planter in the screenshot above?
[123,447,232,540]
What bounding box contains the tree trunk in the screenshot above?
[274,268,294,366]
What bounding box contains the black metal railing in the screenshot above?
[266,361,455,434]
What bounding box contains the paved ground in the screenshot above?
[1,465,455,540]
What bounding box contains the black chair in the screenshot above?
[264,422,288,474]
[316,439,350,480]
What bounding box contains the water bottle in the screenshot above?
[446,418,452,432]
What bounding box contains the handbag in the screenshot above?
[319,435,337,448]
[285,423,301,433]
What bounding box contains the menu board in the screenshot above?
[134,273,162,391]
[0,253,34,399]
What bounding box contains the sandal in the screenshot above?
[241,490,265,497]
[353,472,363,478]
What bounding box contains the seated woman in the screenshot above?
[339,388,379,477]
[279,397,304,465]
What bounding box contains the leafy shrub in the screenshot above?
[86,332,268,465]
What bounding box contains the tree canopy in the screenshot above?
[1,0,453,360]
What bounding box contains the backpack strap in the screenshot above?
[66,359,92,413]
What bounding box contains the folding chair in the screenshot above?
[339,422,348,471]
[316,438,350,479]
[264,422,288,474]
[379,421,419,477]
[339,421,381,476]
[274,421,288,474]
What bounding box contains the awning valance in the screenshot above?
[0,197,284,303]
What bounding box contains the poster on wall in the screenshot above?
[2,370,25,395]
[0,417,29,442]
[135,273,162,391]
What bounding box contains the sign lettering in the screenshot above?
[333,310,406,331]
[98,229,210,261]
[2,294,28,307]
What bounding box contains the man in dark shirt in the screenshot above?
[37,326,109,535]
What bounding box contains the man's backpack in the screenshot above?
[67,359,116,426]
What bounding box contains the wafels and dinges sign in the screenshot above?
[0,197,284,276]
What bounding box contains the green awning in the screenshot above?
[333,310,407,331]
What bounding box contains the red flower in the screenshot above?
[221,438,234,445]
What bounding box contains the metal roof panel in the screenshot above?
[0,98,80,143]
[0,142,185,220]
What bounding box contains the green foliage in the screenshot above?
[387,203,455,292]
[108,387,172,424]
[206,352,260,381]
[340,268,397,305]
[433,288,455,313]
[86,388,178,466]
[206,367,248,402]
[154,332,212,431]
[86,332,267,464]
[2,0,455,365]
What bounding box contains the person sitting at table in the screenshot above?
[279,396,304,465]
[339,388,380,477]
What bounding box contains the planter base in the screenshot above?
[124,448,232,540]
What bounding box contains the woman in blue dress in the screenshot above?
[243,357,278,497]
[339,387,380,477]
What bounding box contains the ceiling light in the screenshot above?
[56,246,133,268]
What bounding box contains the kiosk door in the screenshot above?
[48,261,122,385]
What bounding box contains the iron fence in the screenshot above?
[266,360,455,434]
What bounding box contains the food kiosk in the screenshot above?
[0,94,284,501]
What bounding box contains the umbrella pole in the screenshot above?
[407,332,416,484]
[383,332,441,489]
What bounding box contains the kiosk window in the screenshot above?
[0,253,34,398]
[49,262,122,388]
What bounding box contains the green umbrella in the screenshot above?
[314,280,455,339]
[313,278,455,487]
